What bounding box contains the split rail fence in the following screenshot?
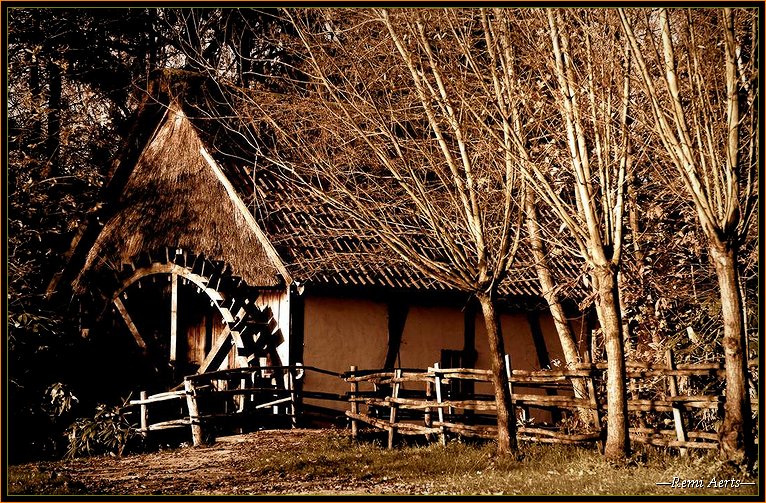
[129,365,346,446]
[345,352,759,453]
[128,352,757,453]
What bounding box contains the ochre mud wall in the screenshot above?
[300,294,579,423]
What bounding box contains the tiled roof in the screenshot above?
[222,163,585,299]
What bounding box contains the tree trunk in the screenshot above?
[476,290,517,455]
[46,60,62,177]
[525,192,595,426]
[709,242,753,466]
[592,264,630,460]
[28,46,42,156]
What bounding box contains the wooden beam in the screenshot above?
[349,365,358,439]
[197,326,233,374]
[384,302,408,369]
[114,297,147,354]
[170,273,178,363]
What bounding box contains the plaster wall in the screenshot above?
[397,305,465,369]
[301,296,389,413]
[474,311,586,424]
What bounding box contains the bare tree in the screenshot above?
[466,8,596,427]
[241,8,534,455]
[505,9,635,459]
[619,7,757,466]
[524,190,595,426]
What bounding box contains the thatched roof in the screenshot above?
[71,103,285,293]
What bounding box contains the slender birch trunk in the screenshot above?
[592,265,630,459]
[525,190,595,427]
[476,290,517,454]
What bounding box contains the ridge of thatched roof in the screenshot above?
[71,102,285,293]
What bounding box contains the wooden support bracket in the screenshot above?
[114,297,147,354]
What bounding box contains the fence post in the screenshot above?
[433,362,447,446]
[288,368,297,428]
[424,379,433,428]
[665,349,688,456]
[139,391,149,439]
[349,365,358,439]
[184,378,204,447]
[504,353,514,414]
[582,351,603,450]
[388,369,402,449]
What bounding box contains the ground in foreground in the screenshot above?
[7,428,759,496]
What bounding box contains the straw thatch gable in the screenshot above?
[72,104,285,293]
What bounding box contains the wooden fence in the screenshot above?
[129,365,347,446]
[127,353,757,453]
[345,352,759,452]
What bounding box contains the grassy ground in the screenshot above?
[247,431,758,496]
[7,428,760,496]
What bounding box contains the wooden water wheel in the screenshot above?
[101,247,282,386]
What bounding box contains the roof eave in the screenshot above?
[198,144,293,286]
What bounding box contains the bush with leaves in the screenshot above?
[65,399,141,458]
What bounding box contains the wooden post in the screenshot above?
[349,365,358,439]
[388,369,402,449]
[170,273,178,366]
[140,391,149,438]
[504,353,514,412]
[424,379,433,428]
[184,378,204,447]
[235,371,246,414]
[584,353,605,453]
[288,368,297,428]
[665,349,688,456]
[433,362,447,446]
[583,349,602,434]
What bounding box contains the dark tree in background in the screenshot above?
[8,8,160,461]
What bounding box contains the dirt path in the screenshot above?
[10,428,759,497]
[11,429,425,496]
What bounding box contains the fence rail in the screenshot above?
[345,351,759,452]
[129,364,348,445]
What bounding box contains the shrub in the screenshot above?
[65,399,140,458]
